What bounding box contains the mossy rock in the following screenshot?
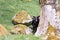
[12,10,32,24]
[10,24,28,34]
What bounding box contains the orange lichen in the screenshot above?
[46,23,60,40]
[47,23,56,35]
[0,32,2,36]
[0,24,9,36]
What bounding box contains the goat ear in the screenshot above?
[37,16,40,18]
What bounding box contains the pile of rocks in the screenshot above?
[11,10,32,35]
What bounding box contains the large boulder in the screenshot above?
[10,24,32,35]
[12,10,32,25]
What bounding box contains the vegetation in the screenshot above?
[0,0,41,40]
[0,0,40,30]
[0,34,42,40]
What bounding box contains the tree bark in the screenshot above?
[35,0,60,37]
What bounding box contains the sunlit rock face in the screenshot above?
[10,24,32,35]
[12,10,32,25]
[35,0,60,39]
[35,4,56,37]
[36,23,60,40]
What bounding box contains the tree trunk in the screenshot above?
[35,0,60,37]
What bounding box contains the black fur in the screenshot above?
[32,16,40,34]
